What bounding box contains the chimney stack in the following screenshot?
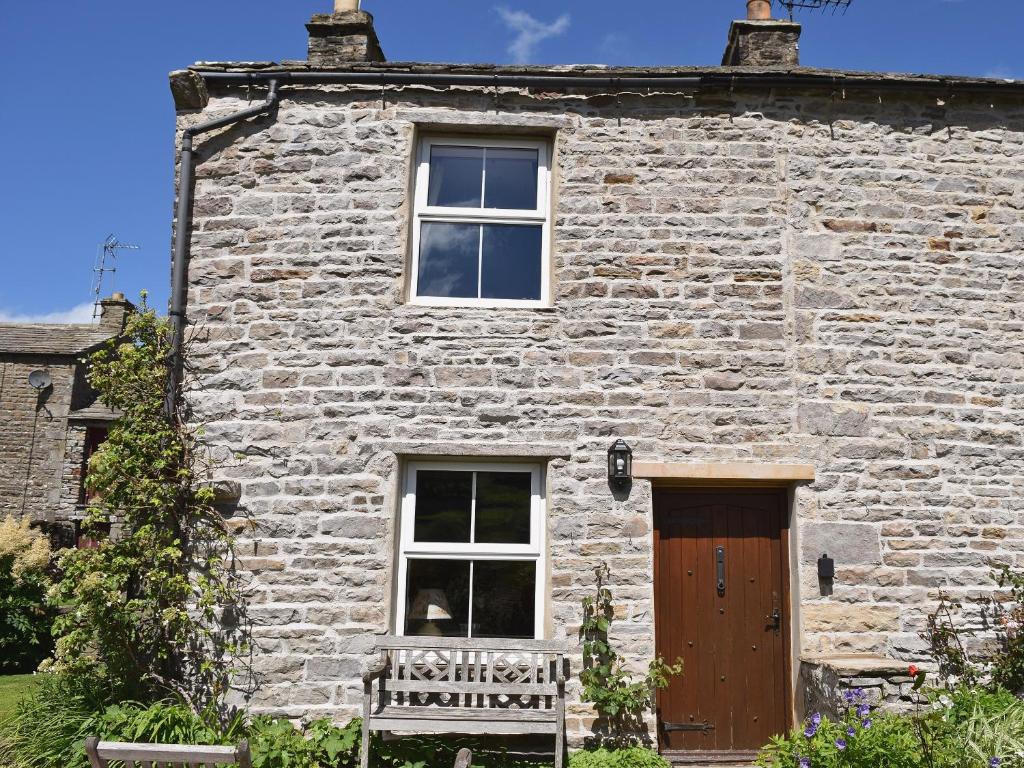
[307,1,385,66]
[723,1,801,67]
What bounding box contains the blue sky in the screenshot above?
[0,0,1019,322]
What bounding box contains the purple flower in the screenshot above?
[857,703,870,717]
[799,758,811,768]
[804,712,822,738]
[843,689,856,703]
[847,726,856,737]
[989,759,1001,768]
[836,738,847,751]
[862,718,872,730]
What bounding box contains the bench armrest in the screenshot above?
[362,656,388,685]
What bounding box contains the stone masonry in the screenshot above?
[0,296,128,540]
[174,66,1024,743]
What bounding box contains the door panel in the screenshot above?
[653,489,790,754]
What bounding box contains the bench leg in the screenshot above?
[360,721,371,768]
[554,735,563,768]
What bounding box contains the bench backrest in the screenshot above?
[371,636,567,711]
[84,737,251,768]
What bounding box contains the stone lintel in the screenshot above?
[385,442,573,460]
[633,461,815,483]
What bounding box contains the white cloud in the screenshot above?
[0,301,96,324]
[496,7,570,65]
[983,66,1019,81]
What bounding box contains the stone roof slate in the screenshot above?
[0,323,117,356]
[186,61,1022,93]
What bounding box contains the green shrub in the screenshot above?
[248,716,360,768]
[93,700,244,747]
[0,673,112,768]
[0,516,54,674]
[936,685,1024,767]
[756,688,925,768]
[567,747,669,768]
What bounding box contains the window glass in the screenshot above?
[471,561,536,639]
[474,471,532,544]
[417,222,479,299]
[400,463,542,639]
[413,470,472,543]
[404,559,470,637]
[427,146,483,208]
[484,148,538,210]
[480,225,543,301]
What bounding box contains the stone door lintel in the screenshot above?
[633,461,815,486]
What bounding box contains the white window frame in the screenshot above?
[395,460,546,640]
[409,136,552,308]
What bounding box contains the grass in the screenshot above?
[0,674,39,723]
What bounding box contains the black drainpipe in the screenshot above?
[166,79,280,417]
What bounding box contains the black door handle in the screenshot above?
[716,546,725,594]
[767,607,781,630]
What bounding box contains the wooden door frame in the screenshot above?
[651,484,795,761]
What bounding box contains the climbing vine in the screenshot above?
[46,294,251,715]
[579,563,683,743]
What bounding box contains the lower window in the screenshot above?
[396,462,544,639]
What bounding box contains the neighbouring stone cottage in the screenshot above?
[0,294,130,546]
[168,1,1024,762]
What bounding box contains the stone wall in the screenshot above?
[0,357,79,526]
[800,656,925,719]
[178,82,1024,738]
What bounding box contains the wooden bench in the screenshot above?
[360,636,567,768]
[84,737,251,768]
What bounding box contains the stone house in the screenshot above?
[168,1,1024,762]
[0,294,130,546]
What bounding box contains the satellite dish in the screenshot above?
[28,370,52,391]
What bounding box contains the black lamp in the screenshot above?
[607,439,632,488]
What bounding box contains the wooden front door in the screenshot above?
[653,488,791,757]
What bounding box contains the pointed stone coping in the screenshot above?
[633,462,815,484]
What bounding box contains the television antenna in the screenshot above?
[92,234,140,319]
[774,0,853,19]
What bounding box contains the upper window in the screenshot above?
[410,137,551,307]
[395,461,545,639]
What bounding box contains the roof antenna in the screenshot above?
[774,0,853,21]
[92,234,139,320]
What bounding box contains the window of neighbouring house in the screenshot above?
[78,426,109,506]
[396,461,545,639]
[410,137,551,307]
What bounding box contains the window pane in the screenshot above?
[414,470,472,543]
[475,472,532,544]
[418,222,479,299]
[472,561,536,639]
[480,224,543,301]
[484,148,539,210]
[428,146,483,208]
[405,559,470,637]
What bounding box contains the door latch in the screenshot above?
[715,546,725,594]
[767,607,781,631]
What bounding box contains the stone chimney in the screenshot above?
[722,0,801,66]
[306,1,385,66]
[98,292,132,333]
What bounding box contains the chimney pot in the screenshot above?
[334,0,359,11]
[747,0,772,20]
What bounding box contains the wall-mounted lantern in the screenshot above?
[607,439,632,488]
[817,553,835,581]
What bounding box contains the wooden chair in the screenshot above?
[361,636,567,768]
[84,736,251,768]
